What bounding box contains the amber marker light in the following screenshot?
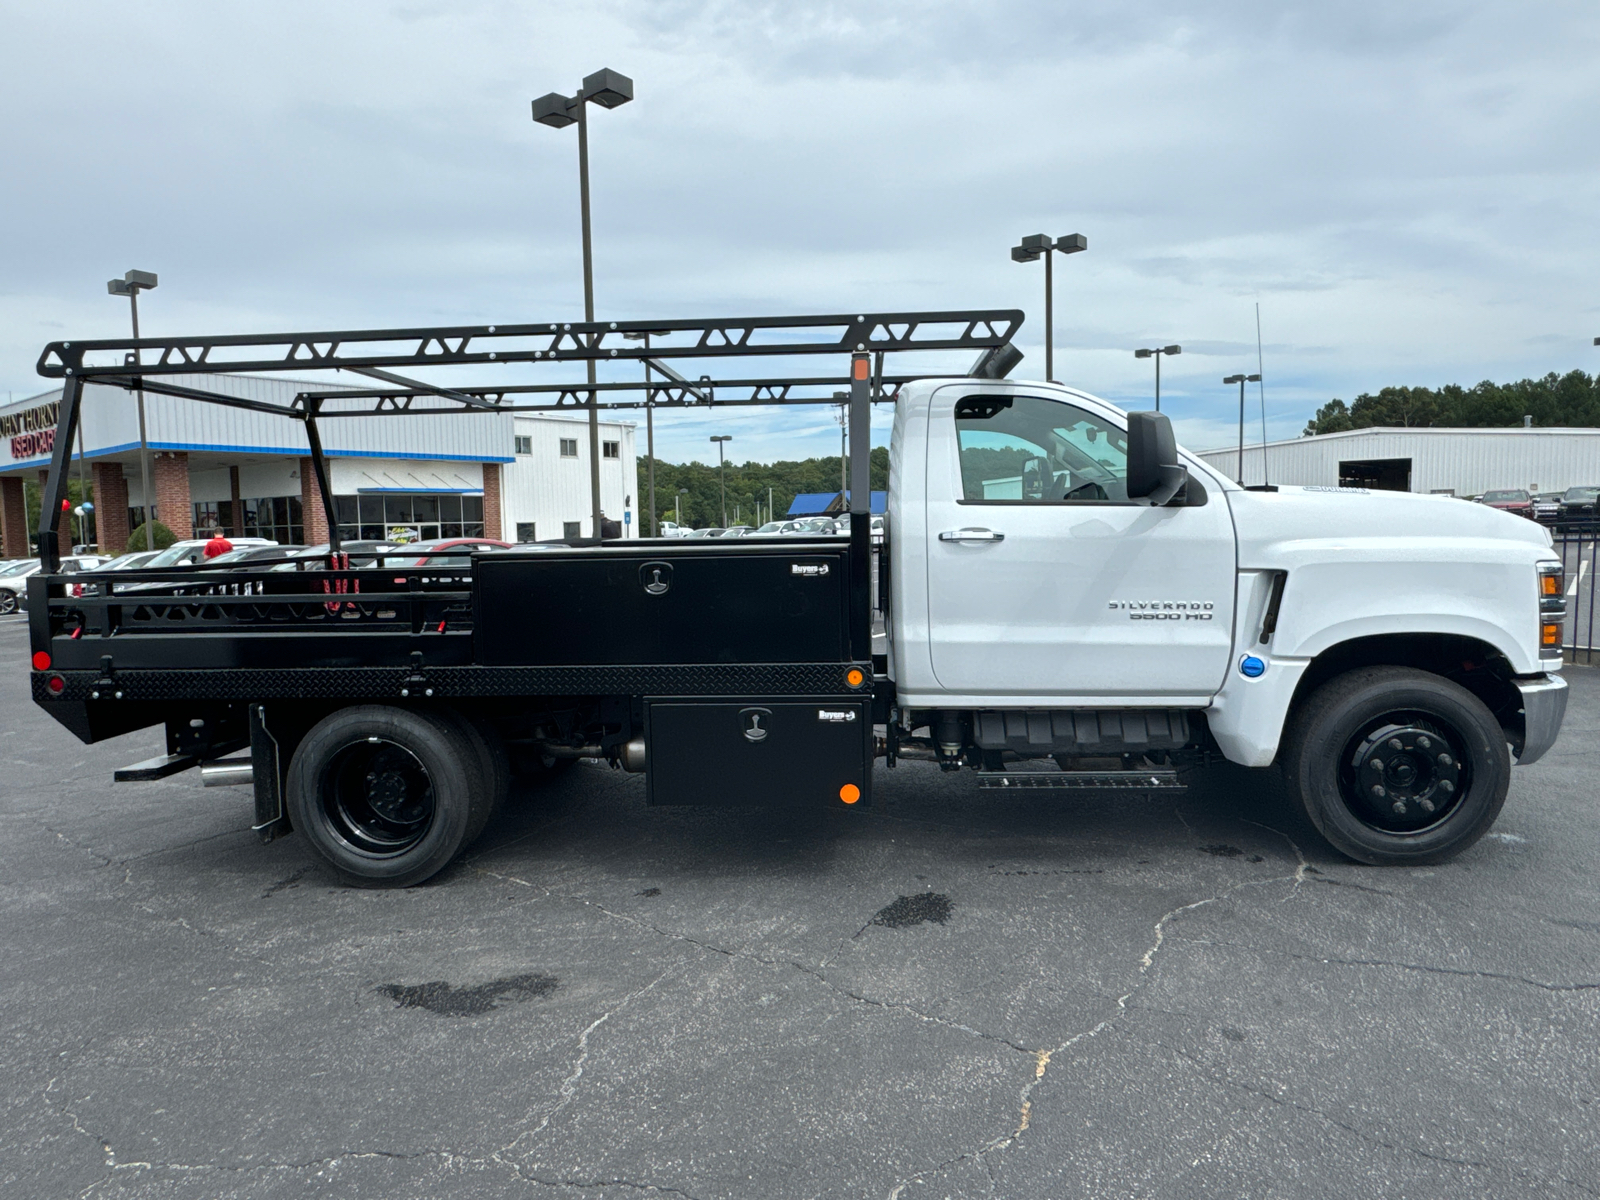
[839,783,861,805]
[1541,573,1562,597]
[846,667,865,688]
[1542,623,1562,647]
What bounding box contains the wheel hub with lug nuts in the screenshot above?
[1345,720,1465,833]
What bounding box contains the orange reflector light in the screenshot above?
[31,651,50,671]
[846,667,865,687]
[852,358,869,380]
[1542,622,1562,647]
[1541,573,1562,596]
[839,783,861,805]
[46,675,65,695]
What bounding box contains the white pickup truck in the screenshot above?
[30,311,1568,886]
[885,378,1567,866]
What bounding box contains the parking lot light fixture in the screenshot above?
[710,435,732,527]
[107,270,159,550]
[1134,343,1181,412]
[1010,232,1087,383]
[1224,373,1263,485]
[533,68,635,541]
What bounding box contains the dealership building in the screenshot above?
[0,374,638,557]
[1197,426,1600,495]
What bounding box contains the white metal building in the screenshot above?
[0,375,638,555]
[1197,427,1600,495]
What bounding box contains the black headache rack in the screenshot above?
[27,309,1022,808]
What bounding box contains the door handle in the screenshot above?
[939,528,1005,542]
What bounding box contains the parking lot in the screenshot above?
[2,614,1597,1199]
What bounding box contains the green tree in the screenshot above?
[126,522,176,553]
[1303,370,1600,436]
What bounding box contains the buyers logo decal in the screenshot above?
[1108,600,1215,621]
[791,563,830,577]
[817,709,857,722]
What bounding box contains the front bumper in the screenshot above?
[1514,673,1568,765]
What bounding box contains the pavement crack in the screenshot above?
[1162,1041,1600,1197]
[1191,938,1600,993]
[498,966,680,1162]
[470,865,1036,1055]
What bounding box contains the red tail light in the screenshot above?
[31,651,50,671]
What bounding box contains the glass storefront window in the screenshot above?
[334,492,485,544]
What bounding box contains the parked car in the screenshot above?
[1558,486,1600,525]
[96,550,163,572]
[112,538,279,593]
[270,541,404,571]
[684,527,724,538]
[0,554,112,613]
[656,521,689,538]
[381,538,513,567]
[718,526,753,538]
[201,544,307,567]
[1479,489,1534,519]
[1532,492,1563,522]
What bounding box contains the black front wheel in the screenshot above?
[286,706,487,887]
[1282,667,1510,865]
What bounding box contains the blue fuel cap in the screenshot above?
[1239,656,1266,678]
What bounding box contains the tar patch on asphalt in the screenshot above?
[376,973,558,1017]
[1221,1027,1247,1042]
[636,887,661,897]
[1201,844,1243,858]
[869,893,953,930]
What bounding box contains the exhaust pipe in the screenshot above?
[200,758,254,788]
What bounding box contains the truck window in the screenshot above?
[955,394,1129,503]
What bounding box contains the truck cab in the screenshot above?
[886,377,1567,864]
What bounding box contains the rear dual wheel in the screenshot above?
[286,706,507,888]
[1283,667,1510,865]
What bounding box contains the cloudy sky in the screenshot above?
[2,1,1596,463]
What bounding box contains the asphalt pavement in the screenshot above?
[2,615,1598,1199]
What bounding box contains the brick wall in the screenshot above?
[152,452,193,540]
[482,463,502,540]
[299,458,329,546]
[0,477,26,558]
[92,462,131,553]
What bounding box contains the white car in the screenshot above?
[111,538,278,594]
[0,554,113,614]
[655,521,689,538]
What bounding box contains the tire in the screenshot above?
[285,705,488,887]
[0,590,16,616]
[1282,667,1510,865]
[435,710,510,845]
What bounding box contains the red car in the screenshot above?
[382,537,512,567]
[1479,489,1535,518]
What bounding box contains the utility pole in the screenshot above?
[1224,373,1262,485]
[710,435,731,527]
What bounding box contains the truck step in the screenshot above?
[977,769,1184,791]
[113,753,199,782]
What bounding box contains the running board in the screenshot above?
[977,769,1184,790]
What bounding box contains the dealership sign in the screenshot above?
[3,402,59,461]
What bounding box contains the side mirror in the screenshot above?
[1126,412,1188,505]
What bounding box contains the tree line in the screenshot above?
[1302,370,1600,436]
[640,447,889,530]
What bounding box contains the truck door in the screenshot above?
[924,387,1236,700]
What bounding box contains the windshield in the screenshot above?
[1563,488,1600,501]
[1482,490,1528,503]
[143,543,205,568]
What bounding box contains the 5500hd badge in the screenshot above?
[1108,601,1215,621]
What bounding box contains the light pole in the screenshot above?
[107,270,159,550]
[710,435,732,527]
[1134,344,1182,412]
[1224,373,1262,485]
[1011,233,1087,382]
[533,67,634,540]
[676,487,687,527]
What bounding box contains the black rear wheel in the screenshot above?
[286,706,485,887]
[1283,667,1510,865]
[0,590,17,616]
